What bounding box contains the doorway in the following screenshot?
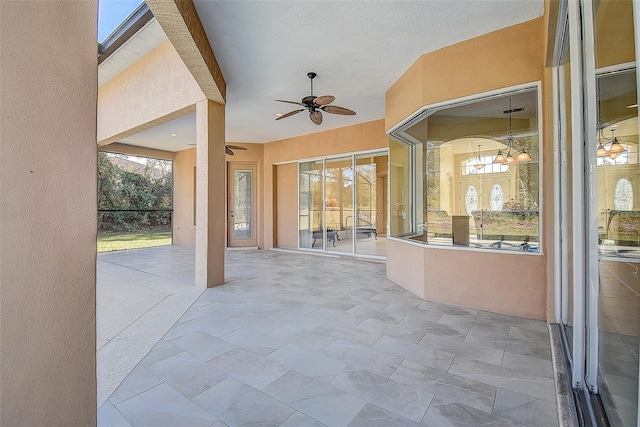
[228,163,257,247]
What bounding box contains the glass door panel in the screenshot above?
[325,156,353,254]
[355,152,388,257]
[557,24,575,353]
[596,68,639,427]
[228,164,257,247]
[299,160,323,250]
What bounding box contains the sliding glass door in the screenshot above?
[355,153,388,257]
[298,150,388,258]
[299,160,323,251]
[325,156,353,255]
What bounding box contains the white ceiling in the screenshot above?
[118,113,196,151]
[101,0,545,151]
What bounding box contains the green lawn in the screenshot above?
[98,231,172,252]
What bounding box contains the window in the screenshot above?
[389,87,540,251]
[490,184,504,211]
[465,186,478,215]
[614,178,633,210]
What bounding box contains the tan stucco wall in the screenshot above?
[263,120,388,249]
[386,18,545,131]
[100,142,176,162]
[0,1,97,425]
[387,240,547,319]
[174,148,197,246]
[275,163,299,248]
[97,40,205,144]
[385,18,551,320]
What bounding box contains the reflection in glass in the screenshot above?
[299,161,323,250]
[390,137,412,238]
[355,153,388,256]
[325,156,353,254]
[389,88,540,251]
[233,170,252,239]
[596,67,639,426]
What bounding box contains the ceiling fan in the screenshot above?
[275,72,356,125]
[188,143,247,156]
[225,145,247,156]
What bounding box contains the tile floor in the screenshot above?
[98,247,559,427]
[97,246,205,407]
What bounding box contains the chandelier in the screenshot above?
[474,144,485,170]
[596,128,625,158]
[595,83,626,158]
[493,97,532,164]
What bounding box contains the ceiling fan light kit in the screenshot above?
[275,72,356,125]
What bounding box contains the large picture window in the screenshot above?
[389,87,540,252]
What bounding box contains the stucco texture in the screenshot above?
[0,1,98,425]
[385,18,550,320]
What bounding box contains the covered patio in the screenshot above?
[97,246,558,426]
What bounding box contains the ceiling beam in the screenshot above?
[146,0,226,104]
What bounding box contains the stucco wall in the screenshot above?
[275,163,299,248]
[97,40,205,144]
[263,120,389,249]
[385,18,550,320]
[387,239,547,319]
[0,1,98,424]
[100,142,176,162]
[386,19,545,131]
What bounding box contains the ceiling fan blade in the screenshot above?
[322,105,356,115]
[225,147,234,155]
[226,145,247,151]
[313,95,335,106]
[309,110,323,125]
[276,109,304,120]
[275,99,306,107]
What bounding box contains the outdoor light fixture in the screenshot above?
[492,97,532,164]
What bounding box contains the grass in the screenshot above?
[98,231,172,253]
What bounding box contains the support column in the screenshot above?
[195,100,226,287]
[0,1,97,425]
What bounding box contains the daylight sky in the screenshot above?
[98,0,144,42]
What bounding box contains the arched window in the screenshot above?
[614,178,633,210]
[465,186,478,215]
[490,184,504,211]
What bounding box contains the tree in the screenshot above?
[97,152,173,232]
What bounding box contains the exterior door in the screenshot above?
[228,163,257,247]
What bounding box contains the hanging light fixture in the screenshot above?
[595,83,626,158]
[475,145,485,170]
[493,97,533,164]
[607,130,625,153]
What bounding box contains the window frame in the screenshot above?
[387,82,544,256]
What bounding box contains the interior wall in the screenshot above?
[263,120,388,249]
[0,1,98,424]
[97,40,205,144]
[385,17,550,320]
[174,148,197,246]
